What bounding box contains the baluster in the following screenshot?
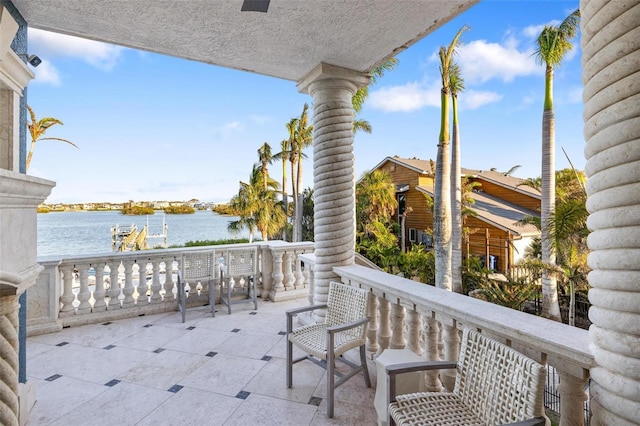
[557,370,589,426]
[107,261,121,309]
[271,250,284,295]
[424,314,443,392]
[294,251,305,289]
[260,248,272,300]
[407,309,422,356]
[76,263,92,314]
[163,259,176,302]
[441,322,460,391]
[59,264,76,316]
[376,297,391,355]
[283,252,295,291]
[121,260,135,308]
[150,258,162,303]
[390,301,406,349]
[134,262,148,304]
[92,263,107,312]
[366,294,379,356]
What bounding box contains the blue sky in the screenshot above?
[27,1,583,204]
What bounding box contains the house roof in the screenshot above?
[12,0,478,83]
[370,156,434,176]
[416,185,540,237]
[370,157,540,199]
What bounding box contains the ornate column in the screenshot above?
[581,0,640,424]
[0,295,19,426]
[92,263,107,312]
[297,63,369,321]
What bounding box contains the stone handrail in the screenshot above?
[27,241,313,336]
[333,264,594,426]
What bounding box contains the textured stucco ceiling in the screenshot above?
[12,0,478,83]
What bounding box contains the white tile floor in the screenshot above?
[26,298,379,425]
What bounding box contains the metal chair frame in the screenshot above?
[177,251,216,323]
[286,281,371,418]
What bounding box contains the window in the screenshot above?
[409,228,416,242]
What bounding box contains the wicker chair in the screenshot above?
[386,328,547,426]
[219,247,258,314]
[286,281,371,418]
[177,251,217,323]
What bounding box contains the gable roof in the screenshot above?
[370,156,434,176]
[416,185,540,237]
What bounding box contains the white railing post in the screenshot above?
[424,314,443,392]
[150,258,162,304]
[76,263,92,314]
[390,301,406,349]
[558,370,589,426]
[294,251,305,289]
[107,260,121,309]
[377,297,391,355]
[92,263,107,312]
[441,322,460,391]
[407,309,422,356]
[59,264,75,316]
[121,260,135,308]
[283,252,295,291]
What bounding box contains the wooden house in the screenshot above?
[368,156,541,272]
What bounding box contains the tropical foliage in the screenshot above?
[122,205,154,215]
[164,205,195,214]
[26,105,78,171]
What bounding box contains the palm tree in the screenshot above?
[257,142,273,191]
[228,164,286,242]
[26,105,78,171]
[291,103,313,242]
[356,170,398,231]
[352,58,398,135]
[449,60,465,293]
[534,8,580,321]
[273,138,291,240]
[434,25,467,291]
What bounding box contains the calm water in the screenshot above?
[37,210,249,257]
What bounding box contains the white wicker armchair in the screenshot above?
[386,328,547,426]
[177,251,217,323]
[286,281,371,418]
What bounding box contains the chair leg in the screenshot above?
[327,336,335,418]
[286,337,293,388]
[251,276,258,310]
[226,277,232,314]
[178,280,186,323]
[208,280,215,318]
[360,345,371,388]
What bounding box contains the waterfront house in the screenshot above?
[370,156,540,272]
[0,1,637,425]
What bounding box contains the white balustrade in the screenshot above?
[28,242,314,333]
[335,264,594,425]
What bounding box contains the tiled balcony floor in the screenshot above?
[26,298,378,425]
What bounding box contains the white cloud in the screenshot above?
[31,59,61,86]
[28,28,124,71]
[250,114,269,125]
[220,121,244,139]
[368,82,440,112]
[456,39,540,84]
[460,90,503,110]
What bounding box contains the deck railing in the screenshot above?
[328,263,593,426]
[27,241,313,335]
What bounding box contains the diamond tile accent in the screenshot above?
[308,396,322,406]
[153,348,165,354]
[168,384,184,393]
[235,391,250,400]
[45,374,62,382]
[105,379,120,387]
[143,324,153,328]
[56,342,69,347]
[102,322,112,325]
[206,351,218,357]
[187,326,196,330]
[278,331,286,335]
[231,328,240,333]
[261,355,271,361]
[103,345,115,350]
[249,311,257,315]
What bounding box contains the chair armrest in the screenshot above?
[502,417,546,426]
[326,317,370,334]
[286,304,328,317]
[286,304,328,334]
[386,360,458,375]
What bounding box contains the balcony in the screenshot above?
[24,242,593,425]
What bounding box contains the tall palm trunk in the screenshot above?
[296,155,303,242]
[434,86,452,291]
[450,91,463,293]
[541,79,560,320]
[290,152,298,241]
